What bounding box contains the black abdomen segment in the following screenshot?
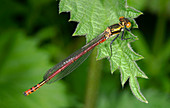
[23,80,46,96]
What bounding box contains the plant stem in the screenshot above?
[84,48,102,108]
[152,0,167,54]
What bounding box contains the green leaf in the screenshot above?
[0,30,70,108]
[59,0,148,103]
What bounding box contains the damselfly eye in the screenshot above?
[126,22,131,28]
[119,16,125,22]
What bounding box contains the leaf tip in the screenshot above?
[121,83,125,88]
[143,75,149,79]
[134,36,139,40]
[145,100,149,104]
[139,12,143,15]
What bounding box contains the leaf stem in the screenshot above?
[84,48,102,108]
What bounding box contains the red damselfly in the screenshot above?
[23,16,133,96]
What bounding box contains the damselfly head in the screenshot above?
[119,16,132,29]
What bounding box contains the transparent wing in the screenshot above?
[44,49,93,84]
[43,32,105,84]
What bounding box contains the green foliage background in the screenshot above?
[0,0,169,108]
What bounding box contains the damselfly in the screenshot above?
[23,16,133,96]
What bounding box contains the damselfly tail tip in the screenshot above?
[23,92,28,96]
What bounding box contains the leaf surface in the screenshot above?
[0,30,70,108]
[59,0,148,103]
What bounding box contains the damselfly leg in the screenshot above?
[109,34,119,58]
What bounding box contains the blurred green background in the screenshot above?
[0,0,169,108]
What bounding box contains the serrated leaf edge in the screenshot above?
[125,0,143,16]
[129,77,148,103]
